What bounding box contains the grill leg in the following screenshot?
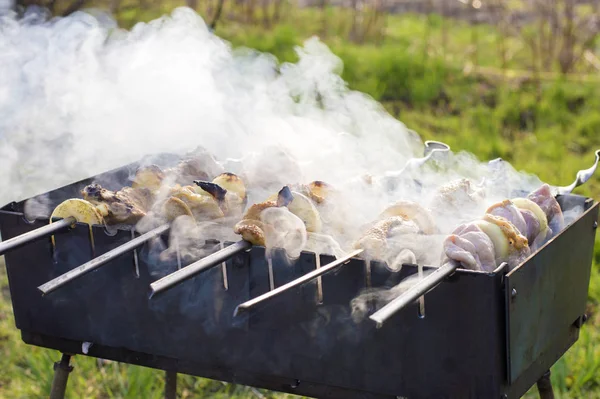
[164,370,177,399]
[49,354,73,399]
[537,370,555,399]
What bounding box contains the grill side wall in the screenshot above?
[1,208,507,398]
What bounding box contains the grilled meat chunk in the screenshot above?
[81,183,153,225]
[486,200,527,239]
[443,213,530,271]
[169,185,224,221]
[195,172,247,218]
[443,223,496,272]
[353,216,420,260]
[234,186,294,246]
[132,147,224,191]
[431,178,485,210]
[511,197,550,250]
[527,184,564,234]
[132,165,165,191]
[379,200,437,235]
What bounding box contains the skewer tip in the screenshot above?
[233,305,247,317]
[369,315,384,329]
[37,284,50,296]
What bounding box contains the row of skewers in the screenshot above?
[1,145,598,326]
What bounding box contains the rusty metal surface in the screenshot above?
[505,197,599,385]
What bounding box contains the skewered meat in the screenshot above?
[195,173,247,218]
[352,200,440,269]
[132,147,224,191]
[486,200,527,239]
[431,178,485,210]
[511,197,550,249]
[285,181,331,204]
[81,184,153,225]
[443,224,496,272]
[353,216,421,260]
[266,188,323,233]
[379,200,437,235]
[527,184,564,233]
[234,186,294,246]
[212,173,247,206]
[476,214,530,267]
[175,146,225,183]
[443,213,530,271]
[132,165,165,191]
[162,197,194,222]
[259,207,308,258]
[168,185,224,221]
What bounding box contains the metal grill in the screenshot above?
[0,156,598,399]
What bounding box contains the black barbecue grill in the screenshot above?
[1,151,599,399]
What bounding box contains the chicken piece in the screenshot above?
[443,224,496,272]
[259,207,308,258]
[195,173,247,217]
[527,184,564,234]
[517,209,542,247]
[430,178,485,214]
[307,181,331,204]
[474,214,530,268]
[486,200,527,239]
[353,216,420,260]
[181,146,225,179]
[132,165,165,191]
[379,200,437,235]
[169,185,224,221]
[133,147,223,191]
[233,186,294,246]
[212,173,247,204]
[162,197,194,222]
[167,158,211,185]
[81,183,152,225]
[443,213,530,271]
[265,189,322,233]
[285,181,332,204]
[511,197,550,249]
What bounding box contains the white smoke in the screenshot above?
[0,6,550,260]
[0,7,423,206]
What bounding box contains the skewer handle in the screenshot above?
[0,217,76,257]
[38,224,170,295]
[369,262,458,328]
[556,149,600,195]
[149,240,252,298]
[235,249,364,314]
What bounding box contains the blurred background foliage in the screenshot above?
[2,0,600,398]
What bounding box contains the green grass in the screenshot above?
[2,3,600,398]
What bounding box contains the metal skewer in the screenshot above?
[383,140,451,179]
[0,217,76,257]
[369,261,458,328]
[38,224,170,295]
[234,249,364,315]
[149,240,252,298]
[556,149,600,195]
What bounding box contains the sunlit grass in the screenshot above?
[1,4,600,398]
